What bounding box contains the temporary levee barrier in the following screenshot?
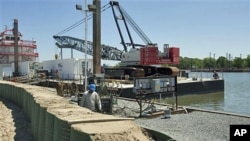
[70,120,151,141]
[0,80,150,141]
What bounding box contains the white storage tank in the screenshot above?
[42,58,93,80]
[11,61,42,77]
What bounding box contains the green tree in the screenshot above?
[216,56,227,69]
[176,57,192,69]
[246,55,250,68]
[203,57,215,70]
[233,57,243,69]
[241,59,247,68]
[191,58,203,69]
[173,54,250,70]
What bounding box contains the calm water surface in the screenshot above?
[163,72,250,115]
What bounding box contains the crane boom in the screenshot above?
[110,1,155,52]
[53,36,122,61]
[119,5,153,45]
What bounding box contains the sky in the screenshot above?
[0,0,249,66]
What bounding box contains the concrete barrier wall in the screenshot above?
[0,81,150,141]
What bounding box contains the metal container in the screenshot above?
[164,109,171,118]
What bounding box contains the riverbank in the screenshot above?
[191,69,250,72]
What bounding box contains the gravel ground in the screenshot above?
[113,98,250,141]
[135,111,250,141]
[0,98,34,141]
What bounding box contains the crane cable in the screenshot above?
[55,3,111,36]
[119,5,152,45]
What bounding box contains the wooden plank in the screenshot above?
[68,118,135,125]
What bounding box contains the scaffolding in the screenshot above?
[0,29,39,64]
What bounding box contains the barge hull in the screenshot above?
[119,79,224,99]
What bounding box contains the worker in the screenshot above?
[213,71,219,79]
[55,69,59,79]
[79,84,102,112]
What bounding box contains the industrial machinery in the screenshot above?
[105,1,180,79]
[53,1,180,80]
[52,1,181,115]
[55,82,80,97]
[133,75,178,117]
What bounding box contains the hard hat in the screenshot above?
[89,84,96,91]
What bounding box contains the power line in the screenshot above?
[55,15,92,36]
[55,3,110,36]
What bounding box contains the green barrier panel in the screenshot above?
[0,85,3,98]
[30,98,36,140]
[26,92,34,120]
[10,85,14,101]
[11,85,15,102]
[53,118,71,141]
[8,85,13,102]
[16,87,22,107]
[38,106,46,141]
[0,84,4,98]
[5,84,9,98]
[0,84,7,99]
[144,127,174,141]
[31,101,40,141]
[16,86,21,106]
[24,90,30,118]
[21,88,28,117]
[5,84,11,100]
[70,128,91,141]
[12,86,17,105]
[2,84,7,99]
[44,112,55,141]
[44,103,79,141]
[4,84,7,98]
[3,84,8,98]
[19,87,24,108]
[14,86,18,103]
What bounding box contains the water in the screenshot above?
[163,72,250,116]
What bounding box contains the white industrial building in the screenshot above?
[0,58,93,80]
[43,58,93,80]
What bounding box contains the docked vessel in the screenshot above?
[0,28,39,64]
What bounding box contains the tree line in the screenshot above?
[174,55,250,71]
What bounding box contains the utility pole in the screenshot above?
[91,0,101,75]
[84,0,88,91]
[76,0,89,91]
[13,19,19,76]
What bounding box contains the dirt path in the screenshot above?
[0,98,34,141]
